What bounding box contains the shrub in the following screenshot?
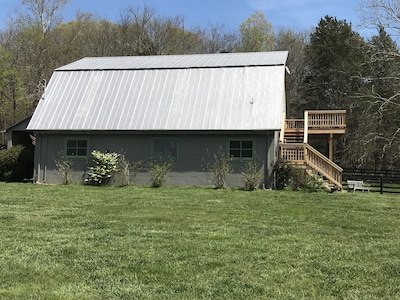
[54,152,73,185]
[202,147,232,189]
[242,158,264,191]
[119,153,142,186]
[272,158,291,190]
[306,170,328,192]
[289,168,307,191]
[148,161,173,188]
[0,145,33,182]
[85,150,120,185]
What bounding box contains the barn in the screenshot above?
[27,51,288,186]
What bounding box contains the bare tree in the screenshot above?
[2,0,69,114]
[19,0,68,33]
[117,6,155,55]
[357,2,400,168]
[192,23,238,54]
[359,0,400,38]
[274,28,309,118]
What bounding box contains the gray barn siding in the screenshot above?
[34,132,276,187]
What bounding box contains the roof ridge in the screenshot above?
[56,51,288,71]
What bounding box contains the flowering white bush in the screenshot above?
[85,150,120,185]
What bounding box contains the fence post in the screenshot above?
[380,177,383,194]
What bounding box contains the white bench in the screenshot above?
[347,180,370,192]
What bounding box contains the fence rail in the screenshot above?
[343,168,400,194]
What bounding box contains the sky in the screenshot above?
[0,0,373,37]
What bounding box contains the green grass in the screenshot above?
[0,183,399,299]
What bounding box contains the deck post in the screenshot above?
[303,111,308,144]
[280,111,286,143]
[329,133,333,161]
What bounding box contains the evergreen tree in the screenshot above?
[301,16,367,111]
[300,16,368,167]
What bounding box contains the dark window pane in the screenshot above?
[230,150,240,157]
[67,140,76,147]
[78,140,87,147]
[66,149,75,156]
[242,149,253,158]
[77,148,87,156]
[242,141,253,149]
[230,141,240,148]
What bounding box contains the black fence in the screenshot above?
[342,169,400,194]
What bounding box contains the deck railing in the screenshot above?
[306,110,346,130]
[280,143,343,188]
[280,143,305,163]
[285,119,304,130]
[280,110,346,188]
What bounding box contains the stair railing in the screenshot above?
[280,143,343,188]
[305,144,342,188]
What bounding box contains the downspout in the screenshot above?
[33,131,40,182]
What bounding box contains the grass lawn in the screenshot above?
[0,183,399,299]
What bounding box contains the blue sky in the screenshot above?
[0,0,373,37]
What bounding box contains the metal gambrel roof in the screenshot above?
[28,51,288,131]
[57,51,288,71]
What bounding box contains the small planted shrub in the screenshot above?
[0,145,33,182]
[290,168,307,191]
[119,152,142,186]
[203,147,232,189]
[306,170,328,192]
[148,161,173,188]
[85,150,120,185]
[272,158,292,190]
[54,152,73,185]
[242,158,264,191]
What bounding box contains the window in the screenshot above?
[229,140,254,159]
[151,138,178,161]
[66,139,88,157]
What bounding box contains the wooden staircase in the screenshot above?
[280,110,346,189]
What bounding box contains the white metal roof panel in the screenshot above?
[57,51,288,70]
[28,52,287,131]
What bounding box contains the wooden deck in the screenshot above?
[280,110,346,189]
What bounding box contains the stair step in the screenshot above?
[284,132,304,143]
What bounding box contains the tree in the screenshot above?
[19,0,68,32]
[54,13,119,60]
[357,1,400,168]
[302,16,367,110]
[0,46,24,138]
[300,16,368,167]
[2,0,69,115]
[359,0,400,38]
[274,28,308,118]
[237,10,274,52]
[355,26,400,169]
[117,5,211,56]
[193,23,239,54]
